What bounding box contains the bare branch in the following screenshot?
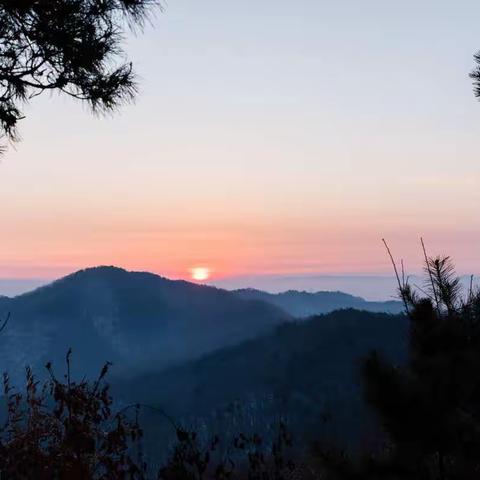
[382,238,410,316]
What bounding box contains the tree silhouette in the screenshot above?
[319,245,480,480]
[362,252,480,479]
[471,51,480,100]
[0,0,159,150]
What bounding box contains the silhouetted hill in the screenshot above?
[233,288,403,317]
[0,267,290,383]
[115,309,407,455]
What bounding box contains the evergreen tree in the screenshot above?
[320,246,480,480]
[0,0,159,150]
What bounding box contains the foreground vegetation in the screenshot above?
[0,355,298,479]
[318,251,480,480]
[0,251,477,479]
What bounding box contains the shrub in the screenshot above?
[0,350,145,479]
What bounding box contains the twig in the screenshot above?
[413,283,434,301]
[382,239,410,316]
[116,402,179,432]
[421,237,440,314]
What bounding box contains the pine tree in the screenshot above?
[0,0,159,151]
[320,244,480,480]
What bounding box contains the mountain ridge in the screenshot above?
[233,287,403,316]
[0,266,290,384]
[113,308,407,456]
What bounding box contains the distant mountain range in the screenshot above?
[0,266,409,458]
[0,279,47,298]
[233,288,403,316]
[0,267,289,383]
[0,266,402,386]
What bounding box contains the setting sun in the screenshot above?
[190,267,211,282]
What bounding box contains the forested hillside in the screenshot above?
[114,309,407,458]
[0,267,290,384]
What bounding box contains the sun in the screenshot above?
[190,267,211,282]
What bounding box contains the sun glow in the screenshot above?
[190,267,211,282]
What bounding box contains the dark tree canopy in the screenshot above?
[471,52,480,100]
[0,0,158,149]
[319,251,480,480]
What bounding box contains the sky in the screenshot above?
[1,0,480,295]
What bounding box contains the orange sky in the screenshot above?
[1,0,480,282]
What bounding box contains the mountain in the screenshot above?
[114,309,407,456]
[0,267,290,384]
[233,288,403,317]
[0,267,408,460]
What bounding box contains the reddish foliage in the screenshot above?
[0,350,145,480]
